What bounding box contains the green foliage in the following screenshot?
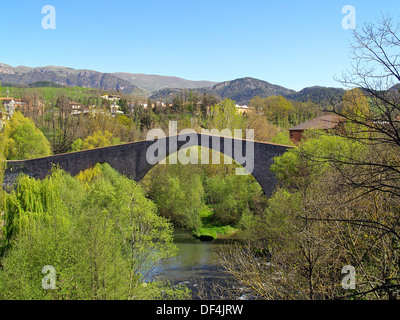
[3,167,82,243]
[0,86,102,104]
[131,282,191,300]
[250,95,294,127]
[111,137,123,145]
[271,130,367,189]
[4,111,51,160]
[145,162,204,231]
[71,130,125,151]
[272,131,294,146]
[250,95,321,128]
[86,164,177,281]
[210,99,247,132]
[144,149,266,233]
[264,188,302,239]
[342,88,369,118]
[82,130,113,150]
[70,138,83,152]
[192,225,237,240]
[204,173,262,225]
[0,164,184,300]
[116,114,133,127]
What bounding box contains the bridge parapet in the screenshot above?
[4,134,293,196]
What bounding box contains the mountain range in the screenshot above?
[0,63,346,105]
[149,79,346,105]
[112,72,218,92]
[0,63,141,95]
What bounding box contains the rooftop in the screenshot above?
[289,114,345,131]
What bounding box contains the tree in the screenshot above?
[269,121,400,300]
[80,164,177,282]
[341,88,369,118]
[54,94,73,153]
[132,104,152,130]
[315,15,400,298]
[271,130,366,190]
[119,98,129,115]
[204,173,262,226]
[145,161,204,231]
[246,113,279,142]
[20,89,44,121]
[0,164,187,300]
[250,95,295,127]
[210,99,246,132]
[271,131,295,146]
[4,111,51,160]
[73,130,124,151]
[71,138,83,152]
[216,130,400,300]
[332,15,400,198]
[200,93,219,117]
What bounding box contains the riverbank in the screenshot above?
[191,225,239,241]
[191,206,240,241]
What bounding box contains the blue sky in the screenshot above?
[1,0,399,91]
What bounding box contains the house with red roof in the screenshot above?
[289,114,345,144]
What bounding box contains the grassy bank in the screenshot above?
[191,205,239,241]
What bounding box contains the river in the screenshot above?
[147,228,247,299]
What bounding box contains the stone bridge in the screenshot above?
[4,133,292,196]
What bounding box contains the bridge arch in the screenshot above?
[4,133,292,196]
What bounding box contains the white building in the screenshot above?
[110,102,124,117]
[101,94,121,102]
[235,104,249,114]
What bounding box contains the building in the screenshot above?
[69,103,99,116]
[13,97,44,116]
[289,114,345,144]
[110,102,124,117]
[69,102,90,116]
[101,94,121,102]
[0,97,16,130]
[0,107,7,130]
[0,97,16,119]
[235,104,250,114]
[14,99,28,111]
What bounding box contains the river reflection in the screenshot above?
[147,228,242,299]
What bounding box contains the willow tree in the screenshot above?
[0,164,187,300]
[81,164,177,291]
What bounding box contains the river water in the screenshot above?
[147,228,246,299]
